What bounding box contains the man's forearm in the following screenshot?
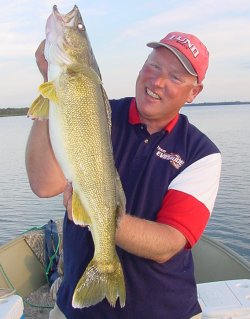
[25,119,66,197]
[115,214,187,263]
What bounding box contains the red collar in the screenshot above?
[128,98,179,133]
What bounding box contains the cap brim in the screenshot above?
[147,42,197,77]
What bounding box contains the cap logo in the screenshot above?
[167,34,200,58]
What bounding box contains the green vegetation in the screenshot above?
[0,107,29,117]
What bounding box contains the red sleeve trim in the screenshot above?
[156,189,210,248]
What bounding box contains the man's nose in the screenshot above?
[151,73,166,87]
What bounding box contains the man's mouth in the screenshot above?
[146,87,161,100]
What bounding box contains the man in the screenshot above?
[26,32,221,319]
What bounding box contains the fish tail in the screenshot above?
[72,256,126,308]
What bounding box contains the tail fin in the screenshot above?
[72,256,126,308]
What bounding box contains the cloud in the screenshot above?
[0,1,44,59]
[118,0,250,41]
[0,1,111,60]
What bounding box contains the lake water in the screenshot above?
[0,104,249,263]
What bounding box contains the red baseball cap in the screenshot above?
[147,32,209,83]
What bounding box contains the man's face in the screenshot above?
[135,47,202,129]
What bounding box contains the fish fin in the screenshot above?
[72,191,91,226]
[39,81,59,104]
[89,48,102,80]
[116,172,126,219]
[101,87,112,135]
[72,255,126,308]
[27,94,49,119]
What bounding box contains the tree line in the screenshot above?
[0,107,29,117]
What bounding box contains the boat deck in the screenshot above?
[24,284,54,319]
[1,228,249,318]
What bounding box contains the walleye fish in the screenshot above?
[28,5,126,308]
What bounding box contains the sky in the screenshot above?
[0,0,250,108]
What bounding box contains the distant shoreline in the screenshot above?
[0,107,29,117]
[188,101,250,107]
[0,102,250,117]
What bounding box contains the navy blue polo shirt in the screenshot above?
[57,97,221,319]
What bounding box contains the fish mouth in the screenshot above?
[52,5,80,25]
[45,5,85,65]
[46,5,84,37]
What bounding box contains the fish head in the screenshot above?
[45,5,95,69]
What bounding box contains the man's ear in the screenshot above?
[187,83,203,103]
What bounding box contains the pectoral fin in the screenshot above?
[27,94,49,119]
[39,81,59,104]
[72,191,92,227]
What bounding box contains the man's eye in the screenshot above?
[171,74,183,83]
[150,63,160,70]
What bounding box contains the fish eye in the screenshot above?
[77,23,84,31]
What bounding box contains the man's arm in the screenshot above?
[115,214,187,263]
[25,119,67,197]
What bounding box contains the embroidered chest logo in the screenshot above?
[156,146,185,169]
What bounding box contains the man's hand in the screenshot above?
[35,40,48,82]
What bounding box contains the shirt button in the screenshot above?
[144,139,149,143]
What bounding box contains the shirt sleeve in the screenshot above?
[156,153,222,247]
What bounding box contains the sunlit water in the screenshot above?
[0,104,249,262]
